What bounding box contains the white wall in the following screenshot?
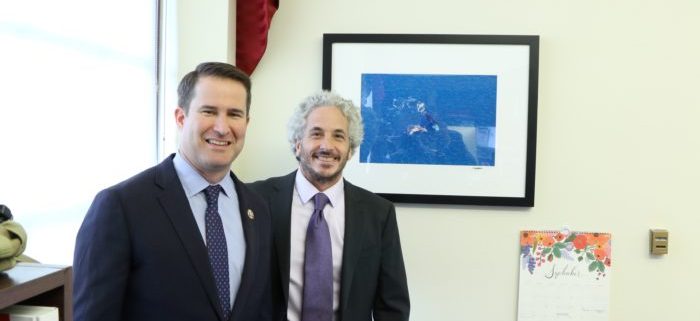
[161,0,235,156]
[181,1,700,320]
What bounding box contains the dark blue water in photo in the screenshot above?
[360,73,497,166]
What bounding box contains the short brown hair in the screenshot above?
[177,62,251,113]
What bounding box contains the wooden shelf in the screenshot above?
[0,263,72,321]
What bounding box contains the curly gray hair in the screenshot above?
[287,91,364,156]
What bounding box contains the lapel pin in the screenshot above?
[247,209,255,220]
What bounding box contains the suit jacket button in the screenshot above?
[247,209,255,220]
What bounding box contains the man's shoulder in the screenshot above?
[234,175,267,205]
[247,171,296,196]
[102,158,173,196]
[344,180,393,208]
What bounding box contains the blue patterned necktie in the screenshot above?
[302,192,333,321]
[204,185,230,320]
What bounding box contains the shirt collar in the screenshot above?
[294,169,344,207]
[174,152,235,198]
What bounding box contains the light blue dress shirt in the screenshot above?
[173,153,246,308]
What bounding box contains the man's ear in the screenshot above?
[175,107,186,128]
[294,140,302,158]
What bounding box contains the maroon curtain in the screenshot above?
[236,0,278,75]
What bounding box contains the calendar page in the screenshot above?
[517,230,611,321]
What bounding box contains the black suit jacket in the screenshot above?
[73,155,272,321]
[249,171,409,321]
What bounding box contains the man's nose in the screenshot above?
[212,115,230,135]
[319,134,333,149]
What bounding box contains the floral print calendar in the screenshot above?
[517,230,611,321]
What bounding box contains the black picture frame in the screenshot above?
[322,33,538,207]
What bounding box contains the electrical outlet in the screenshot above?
[650,229,669,255]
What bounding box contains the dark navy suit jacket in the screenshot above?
[249,171,409,321]
[73,155,272,321]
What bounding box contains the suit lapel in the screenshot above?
[229,173,259,321]
[272,173,368,316]
[339,181,368,315]
[272,172,296,304]
[154,156,225,321]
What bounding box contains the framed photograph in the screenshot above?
[322,34,539,206]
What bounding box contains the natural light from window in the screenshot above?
[0,1,158,265]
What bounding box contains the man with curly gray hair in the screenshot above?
[286,91,364,187]
[250,91,410,321]
[287,91,364,156]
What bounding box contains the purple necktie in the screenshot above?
[302,192,333,321]
[204,185,231,320]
